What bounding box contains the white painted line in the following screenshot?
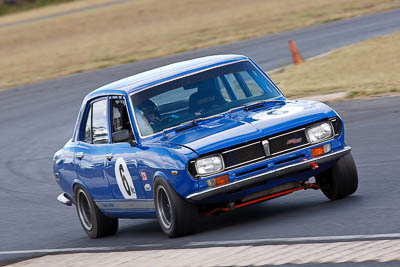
[10,239,400,266]
[4,233,400,256]
[0,244,163,256]
[187,233,400,247]
[0,247,114,255]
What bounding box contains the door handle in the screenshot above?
[76,152,84,160]
[105,154,113,161]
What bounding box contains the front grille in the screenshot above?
[222,142,265,168]
[188,117,341,177]
[268,128,309,155]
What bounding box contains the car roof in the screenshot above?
[87,54,249,98]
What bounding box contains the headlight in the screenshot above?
[195,154,224,175]
[306,122,333,144]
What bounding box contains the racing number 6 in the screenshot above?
[119,164,131,196]
[115,157,137,199]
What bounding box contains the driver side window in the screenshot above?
[110,96,134,143]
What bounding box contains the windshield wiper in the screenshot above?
[162,114,224,136]
[227,99,286,114]
[192,113,224,124]
[244,99,286,111]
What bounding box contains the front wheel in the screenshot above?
[154,178,199,237]
[74,185,118,238]
[315,153,358,200]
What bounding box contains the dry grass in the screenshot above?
[0,0,112,24]
[0,0,399,90]
[0,0,77,16]
[269,31,400,99]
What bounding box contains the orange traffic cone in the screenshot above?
[288,40,304,65]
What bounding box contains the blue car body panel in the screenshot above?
[53,55,347,218]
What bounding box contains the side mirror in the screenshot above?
[112,129,131,143]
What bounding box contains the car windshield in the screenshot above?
[131,61,281,137]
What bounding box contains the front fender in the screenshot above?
[135,144,199,198]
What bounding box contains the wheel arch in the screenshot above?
[152,172,171,197]
[72,179,90,201]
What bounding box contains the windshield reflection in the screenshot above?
[131,61,282,137]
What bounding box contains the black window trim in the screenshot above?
[83,104,93,143]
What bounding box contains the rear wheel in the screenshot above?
[154,178,199,237]
[74,185,118,238]
[315,153,358,200]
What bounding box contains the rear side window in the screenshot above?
[81,98,109,144]
[92,99,109,144]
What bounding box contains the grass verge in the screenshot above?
[0,0,399,90]
[269,32,400,99]
[0,0,77,16]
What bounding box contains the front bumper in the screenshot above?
[186,146,351,201]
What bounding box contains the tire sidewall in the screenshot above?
[74,185,100,238]
[154,179,178,236]
[316,153,358,200]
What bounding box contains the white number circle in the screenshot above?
[115,157,137,199]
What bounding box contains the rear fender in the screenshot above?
[71,178,90,203]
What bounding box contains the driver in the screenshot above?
[138,99,162,131]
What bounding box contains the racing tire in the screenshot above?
[315,153,358,200]
[74,185,118,238]
[154,178,199,238]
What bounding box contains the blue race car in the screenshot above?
[53,55,358,238]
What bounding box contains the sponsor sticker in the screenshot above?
[141,171,148,181]
[144,184,152,192]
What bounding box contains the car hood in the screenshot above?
[153,100,337,156]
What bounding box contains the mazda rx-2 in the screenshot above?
[53,55,358,238]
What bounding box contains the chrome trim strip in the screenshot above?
[186,146,351,201]
[221,141,261,154]
[225,156,266,170]
[268,121,337,156]
[194,137,335,179]
[268,127,309,155]
[269,128,306,140]
[269,143,310,156]
[191,119,341,179]
[95,199,155,210]
[57,193,72,206]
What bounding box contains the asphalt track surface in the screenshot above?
[1,8,400,266]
